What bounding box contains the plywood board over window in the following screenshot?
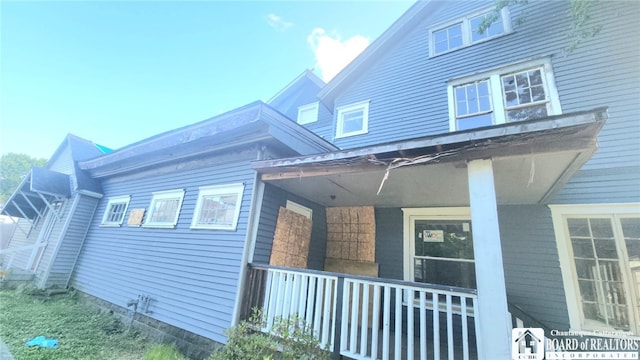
[270,207,312,269]
[326,206,376,262]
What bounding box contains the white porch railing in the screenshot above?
[0,243,42,271]
[243,264,479,360]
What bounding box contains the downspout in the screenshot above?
[230,146,267,326]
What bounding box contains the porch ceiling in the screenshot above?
[253,108,607,207]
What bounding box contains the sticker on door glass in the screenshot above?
[422,230,444,242]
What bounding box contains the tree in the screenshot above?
[0,153,47,206]
[480,0,602,53]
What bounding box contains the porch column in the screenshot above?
[467,159,510,359]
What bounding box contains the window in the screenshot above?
[143,189,185,228]
[403,208,474,288]
[297,102,319,125]
[191,183,244,230]
[101,196,130,226]
[336,100,369,138]
[286,200,312,220]
[448,59,561,131]
[430,7,510,56]
[433,23,463,54]
[551,205,640,334]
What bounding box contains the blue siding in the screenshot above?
[329,0,638,203]
[374,208,404,280]
[254,183,327,271]
[71,150,258,344]
[499,205,570,330]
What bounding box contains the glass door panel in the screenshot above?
[413,219,475,288]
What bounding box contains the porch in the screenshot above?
[243,109,606,359]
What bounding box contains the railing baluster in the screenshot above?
[306,276,317,328]
[329,278,338,352]
[290,273,301,317]
[322,277,333,348]
[419,291,427,360]
[462,296,469,360]
[433,292,440,360]
[314,277,325,338]
[382,285,391,360]
[298,274,308,319]
[275,272,287,321]
[394,287,402,360]
[473,296,482,359]
[340,279,350,354]
[446,294,453,360]
[360,282,370,357]
[282,272,294,319]
[371,284,381,360]
[407,289,414,360]
[350,281,360,354]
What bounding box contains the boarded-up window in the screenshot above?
[270,207,312,269]
[326,206,375,262]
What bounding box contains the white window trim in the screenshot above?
[429,7,512,58]
[190,183,244,230]
[100,195,131,227]
[402,207,471,283]
[335,100,370,139]
[143,189,185,229]
[297,102,319,125]
[447,58,562,132]
[286,200,312,220]
[549,203,640,332]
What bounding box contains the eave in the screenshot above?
[252,108,607,207]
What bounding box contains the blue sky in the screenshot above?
[0,0,415,160]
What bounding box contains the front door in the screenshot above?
[403,208,475,289]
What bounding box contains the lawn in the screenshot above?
[0,287,153,360]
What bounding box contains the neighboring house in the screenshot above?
[1,1,638,359]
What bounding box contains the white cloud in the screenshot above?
[307,28,369,82]
[267,13,293,32]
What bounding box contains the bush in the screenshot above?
[208,309,330,360]
[143,343,186,360]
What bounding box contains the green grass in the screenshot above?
[0,287,153,360]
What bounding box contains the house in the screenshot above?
[513,329,543,356]
[1,0,638,359]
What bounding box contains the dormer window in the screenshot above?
[430,7,511,57]
[297,102,319,125]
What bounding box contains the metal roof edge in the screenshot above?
[78,101,265,170]
[253,107,608,170]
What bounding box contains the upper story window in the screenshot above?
[143,189,185,228]
[297,102,319,125]
[336,100,370,138]
[101,195,130,227]
[430,7,510,57]
[191,183,244,230]
[448,59,562,131]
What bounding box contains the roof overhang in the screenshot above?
[1,167,71,219]
[252,108,607,207]
[78,102,338,178]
